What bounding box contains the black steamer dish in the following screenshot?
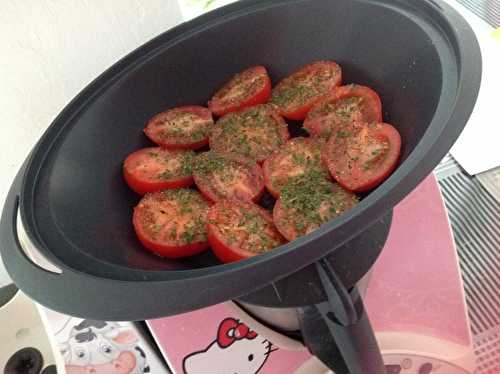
[0,0,481,372]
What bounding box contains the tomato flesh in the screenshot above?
[193,152,264,203]
[207,200,286,263]
[208,66,272,117]
[262,137,329,198]
[273,176,358,241]
[123,147,195,195]
[209,104,290,163]
[304,84,382,138]
[123,62,404,264]
[270,61,342,120]
[144,106,213,150]
[133,189,210,258]
[322,122,401,192]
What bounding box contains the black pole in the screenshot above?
[298,258,386,374]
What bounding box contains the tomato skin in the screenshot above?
[322,122,401,192]
[208,66,272,117]
[207,227,246,263]
[304,84,382,138]
[206,200,285,263]
[166,137,209,150]
[272,199,298,242]
[270,61,342,120]
[133,214,209,258]
[281,103,316,121]
[123,147,194,195]
[124,168,193,195]
[144,105,213,150]
[261,165,280,199]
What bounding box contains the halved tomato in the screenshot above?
[209,104,290,163]
[262,137,329,198]
[273,176,358,241]
[270,61,342,120]
[123,147,195,195]
[144,106,213,150]
[208,66,272,117]
[207,200,286,263]
[193,152,264,203]
[304,84,382,138]
[322,122,401,192]
[133,189,210,258]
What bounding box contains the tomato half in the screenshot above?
[123,147,195,195]
[209,104,290,163]
[144,106,213,150]
[208,66,272,117]
[207,200,286,263]
[322,122,401,192]
[193,152,264,203]
[270,61,342,120]
[273,176,358,241]
[304,84,382,138]
[262,137,329,198]
[133,189,210,258]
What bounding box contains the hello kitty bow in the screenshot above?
[217,318,258,348]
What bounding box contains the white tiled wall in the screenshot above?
[0,0,183,287]
[177,0,237,20]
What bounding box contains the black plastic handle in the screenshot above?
[298,259,385,374]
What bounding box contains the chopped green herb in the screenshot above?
[211,105,284,161]
[156,151,194,180]
[292,153,306,165]
[194,152,228,175]
[168,227,177,240]
[280,172,358,236]
[337,130,351,138]
[181,227,196,243]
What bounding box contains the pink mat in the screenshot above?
[365,175,471,346]
[147,175,469,373]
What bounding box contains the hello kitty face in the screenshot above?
[183,318,276,374]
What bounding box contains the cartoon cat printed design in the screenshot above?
[183,317,276,374]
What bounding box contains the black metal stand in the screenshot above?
[298,258,386,374]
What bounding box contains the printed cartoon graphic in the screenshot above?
[183,317,277,374]
[58,320,150,374]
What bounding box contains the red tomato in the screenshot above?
[144,106,213,150]
[193,152,264,203]
[273,177,358,241]
[123,147,195,195]
[133,189,210,258]
[209,104,290,163]
[262,137,329,198]
[322,122,401,192]
[208,66,272,117]
[207,200,286,263]
[304,84,382,138]
[270,61,342,120]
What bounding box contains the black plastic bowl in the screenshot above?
[0,0,480,320]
